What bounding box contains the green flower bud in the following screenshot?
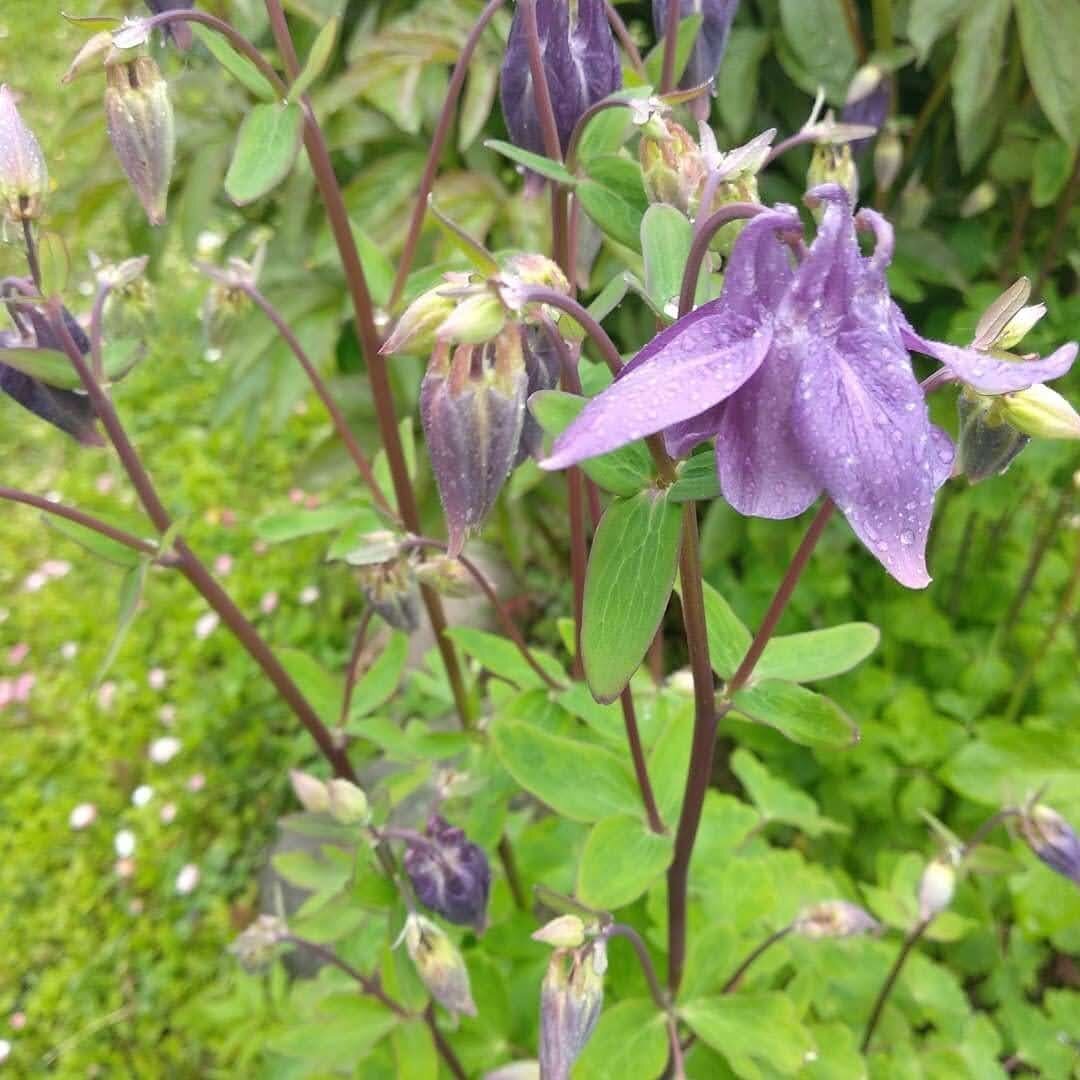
[956,390,1029,483]
[996,304,1047,351]
[639,118,706,216]
[807,141,858,208]
[326,779,369,825]
[531,915,587,949]
[873,127,903,193]
[105,56,175,226]
[289,769,330,814]
[960,180,997,219]
[380,287,458,357]
[403,914,478,1018]
[436,291,509,346]
[229,914,288,972]
[0,85,48,223]
[415,555,476,597]
[917,856,956,921]
[999,383,1080,441]
[356,555,420,632]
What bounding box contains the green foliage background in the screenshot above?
[0,0,1078,1076]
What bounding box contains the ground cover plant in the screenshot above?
[1,0,1079,1076]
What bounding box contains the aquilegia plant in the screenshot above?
[3,0,1080,1075]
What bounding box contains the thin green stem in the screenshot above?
[871,0,894,53]
[860,918,930,1053]
[608,923,669,1010]
[512,285,623,374]
[339,608,374,730]
[839,0,868,63]
[721,924,793,993]
[21,218,41,292]
[621,687,665,834]
[1036,147,1080,291]
[285,935,408,1016]
[497,835,528,911]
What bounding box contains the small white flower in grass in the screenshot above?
[149,736,181,764]
[158,704,176,726]
[253,540,269,555]
[97,681,117,710]
[147,668,167,691]
[114,830,136,858]
[0,680,11,708]
[175,864,200,895]
[9,1013,25,1031]
[132,785,153,807]
[299,586,320,606]
[0,1038,10,1063]
[128,898,144,915]
[60,641,78,661]
[260,591,278,615]
[69,803,97,830]
[42,560,71,579]
[186,773,205,793]
[12,674,33,702]
[95,473,116,494]
[7,642,28,665]
[23,571,47,592]
[204,347,222,364]
[115,857,135,879]
[159,802,177,824]
[288,487,305,505]
[195,612,220,640]
[214,554,233,577]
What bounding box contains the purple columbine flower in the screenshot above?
[542,183,954,588]
[500,0,621,160]
[652,0,740,91]
[1020,805,1080,886]
[403,815,492,932]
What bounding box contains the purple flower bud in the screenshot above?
[0,85,48,223]
[356,556,420,632]
[421,328,528,555]
[539,941,604,1080]
[793,900,880,939]
[652,0,740,92]
[1020,805,1080,885]
[105,57,175,226]
[144,0,195,50]
[841,65,890,156]
[500,0,621,160]
[404,815,492,932]
[516,322,562,465]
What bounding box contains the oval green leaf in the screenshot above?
[641,204,693,316]
[730,679,859,750]
[577,814,674,909]
[484,139,576,186]
[573,998,669,1080]
[225,102,304,206]
[583,490,683,703]
[753,622,880,684]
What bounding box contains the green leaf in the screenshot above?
[668,451,720,503]
[267,995,398,1064]
[277,649,341,726]
[574,99,637,163]
[1031,137,1075,208]
[256,502,375,543]
[951,0,1011,171]
[96,558,148,685]
[445,626,566,689]
[0,338,141,390]
[698,580,752,680]
[753,622,880,683]
[582,490,683,703]
[225,103,305,206]
[348,631,408,721]
[1016,0,1080,149]
[529,390,653,496]
[191,24,277,100]
[577,814,674,908]
[42,513,146,569]
[392,1022,438,1080]
[492,718,642,822]
[353,225,396,309]
[641,204,693,315]
[717,28,770,140]
[573,998,669,1080]
[730,748,846,836]
[271,848,352,893]
[778,0,857,104]
[730,679,859,750]
[907,0,973,63]
[643,13,704,87]
[485,139,577,186]
[37,231,71,299]
[288,17,338,102]
[577,179,645,252]
[680,994,816,1075]
[290,889,369,943]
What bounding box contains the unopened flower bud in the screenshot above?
[500,0,621,160]
[415,555,476,598]
[873,128,903,193]
[1000,384,1080,441]
[380,287,458,357]
[793,900,880,939]
[403,913,478,1018]
[956,390,1029,483]
[841,66,889,158]
[532,915,586,949]
[356,556,420,632]
[917,856,956,921]
[0,86,48,223]
[289,769,330,813]
[229,914,288,972]
[326,779,369,825]
[808,142,859,207]
[516,322,563,465]
[960,180,997,219]
[639,118,706,215]
[436,291,508,346]
[105,57,175,226]
[539,941,605,1080]
[996,304,1047,350]
[404,815,492,931]
[503,254,570,294]
[1019,804,1080,885]
[421,329,528,555]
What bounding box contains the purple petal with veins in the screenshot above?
[906,335,1077,396]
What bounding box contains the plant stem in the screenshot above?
[339,608,374,730]
[839,0,868,63]
[389,0,506,309]
[727,501,835,694]
[263,0,474,732]
[659,0,683,94]
[621,687,665,833]
[1036,147,1080,291]
[679,203,766,318]
[50,305,357,781]
[604,0,647,78]
[425,1004,468,1080]
[513,285,624,375]
[520,0,564,163]
[241,284,396,519]
[497,834,528,911]
[608,923,669,1010]
[871,0,894,52]
[286,935,408,1016]
[402,537,565,692]
[721,924,793,992]
[860,918,930,1053]
[21,218,41,292]
[904,61,951,172]
[0,487,163,561]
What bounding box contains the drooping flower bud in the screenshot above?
[960,180,998,219]
[917,856,956,921]
[516,322,563,465]
[996,304,1047,351]
[999,384,1080,441]
[380,287,458,357]
[500,0,621,160]
[531,914,586,949]
[652,0,740,99]
[639,117,707,215]
[873,126,903,193]
[436,291,509,346]
[0,86,48,223]
[792,900,880,939]
[421,329,528,555]
[355,555,420,632]
[1019,804,1080,885]
[402,913,478,1018]
[956,390,1029,483]
[289,769,330,813]
[538,941,605,1080]
[104,56,175,226]
[144,0,195,50]
[199,256,257,350]
[841,65,890,157]
[326,779,370,826]
[229,914,288,972]
[404,815,492,931]
[415,555,476,597]
[807,140,859,207]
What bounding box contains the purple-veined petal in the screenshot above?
[908,337,1077,395]
[542,306,772,469]
[664,400,725,458]
[713,344,821,518]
